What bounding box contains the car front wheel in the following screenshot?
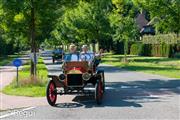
[46,80,57,106]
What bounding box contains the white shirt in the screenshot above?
[80,52,94,61]
[71,54,79,61]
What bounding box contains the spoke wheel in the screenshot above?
[101,71,105,92]
[97,71,105,92]
[95,80,103,105]
[46,80,57,106]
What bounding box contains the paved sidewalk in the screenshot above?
[0,70,16,91]
[0,93,46,110]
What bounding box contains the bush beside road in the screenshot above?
[102,53,180,78]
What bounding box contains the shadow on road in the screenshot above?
[54,79,180,108]
[98,65,123,73]
[55,103,83,108]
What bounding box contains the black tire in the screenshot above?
[95,80,103,105]
[97,70,105,92]
[46,80,57,106]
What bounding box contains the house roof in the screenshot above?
[136,13,149,30]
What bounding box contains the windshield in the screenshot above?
[64,53,94,62]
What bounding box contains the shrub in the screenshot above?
[140,44,152,56]
[150,44,171,57]
[130,43,142,55]
[142,33,179,57]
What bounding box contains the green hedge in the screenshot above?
[130,43,142,55]
[143,33,180,45]
[140,44,152,56]
[130,42,176,57]
[140,33,180,57]
[151,44,171,57]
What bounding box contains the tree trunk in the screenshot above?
[123,39,128,63]
[30,0,36,76]
[92,43,96,52]
[96,28,100,52]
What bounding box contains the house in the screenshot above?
[136,13,155,36]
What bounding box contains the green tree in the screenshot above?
[111,0,139,62]
[1,0,78,77]
[54,0,112,51]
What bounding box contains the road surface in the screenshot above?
[1,50,180,120]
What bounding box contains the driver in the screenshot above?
[64,44,80,61]
[80,45,94,61]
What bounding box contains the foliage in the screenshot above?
[143,33,180,45]
[140,44,152,56]
[0,0,179,56]
[110,0,140,61]
[130,43,142,55]
[51,0,112,50]
[151,44,171,57]
[142,34,180,57]
[0,0,78,56]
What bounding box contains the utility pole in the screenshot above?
[30,0,37,76]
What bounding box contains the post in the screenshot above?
[13,58,22,87]
[16,67,19,87]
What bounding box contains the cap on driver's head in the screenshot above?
[82,45,88,49]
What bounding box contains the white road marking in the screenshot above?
[0,106,36,119]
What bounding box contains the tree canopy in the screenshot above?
[0,0,179,56]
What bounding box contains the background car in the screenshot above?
[52,49,64,63]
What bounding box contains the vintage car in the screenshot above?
[52,49,64,63]
[46,53,105,106]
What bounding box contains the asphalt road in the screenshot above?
[1,50,180,120]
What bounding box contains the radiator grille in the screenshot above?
[67,74,83,86]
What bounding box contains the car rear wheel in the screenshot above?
[46,80,57,106]
[97,70,105,92]
[95,80,103,105]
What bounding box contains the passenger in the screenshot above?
[95,48,104,58]
[80,45,94,61]
[94,48,104,67]
[64,44,80,61]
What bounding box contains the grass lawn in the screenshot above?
[2,58,48,97]
[102,53,180,78]
[0,55,21,66]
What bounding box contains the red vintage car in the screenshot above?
[46,53,105,106]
